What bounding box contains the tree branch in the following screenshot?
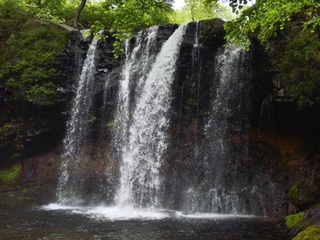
[74,0,87,29]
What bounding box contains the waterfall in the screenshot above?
[48,21,272,217]
[206,44,252,214]
[183,44,255,214]
[192,21,201,121]
[57,32,101,205]
[113,26,159,156]
[114,24,187,208]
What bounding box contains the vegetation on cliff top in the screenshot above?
[224,0,320,108]
[0,0,174,106]
[0,0,228,107]
[0,0,319,108]
[0,19,68,105]
[170,0,235,23]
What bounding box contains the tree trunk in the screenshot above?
[74,0,87,29]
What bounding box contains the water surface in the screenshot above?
[0,206,290,239]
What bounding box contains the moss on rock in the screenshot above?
[0,163,22,184]
[289,184,300,202]
[286,212,306,229]
[292,225,320,240]
[289,175,320,209]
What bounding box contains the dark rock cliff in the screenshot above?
[0,31,86,164]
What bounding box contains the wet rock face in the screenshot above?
[201,18,226,51]
[289,175,320,210]
[170,20,225,147]
[0,31,90,165]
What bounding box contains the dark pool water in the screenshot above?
[0,206,290,240]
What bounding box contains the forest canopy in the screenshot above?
[0,0,174,104]
[0,0,319,107]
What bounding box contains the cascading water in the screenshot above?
[114,24,187,208]
[182,44,259,215]
[36,21,291,240]
[205,44,252,213]
[192,21,202,122]
[112,26,159,157]
[48,21,271,218]
[57,32,101,205]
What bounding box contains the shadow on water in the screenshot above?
[0,207,290,240]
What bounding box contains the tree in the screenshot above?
[171,0,235,24]
[94,0,172,56]
[224,0,320,107]
[0,0,69,105]
[74,0,86,28]
[170,0,234,24]
[204,0,254,14]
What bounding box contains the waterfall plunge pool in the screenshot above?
[0,205,291,239]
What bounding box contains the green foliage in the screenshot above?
[285,212,306,229]
[0,3,69,105]
[26,82,57,105]
[275,29,320,108]
[289,184,299,201]
[292,225,320,240]
[0,0,107,31]
[1,120,21,140]
[3,123,13,131]
[170,0,235,24]
[225,0,320,108]
[1,0,173,58]
[204,0,252,15]
[0,163,22,184]
[95,0,173,56]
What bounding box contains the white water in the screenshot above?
[57,32,101,204]
[113,26,159,155]
[192,21,202,128]
[43,203,253,220]
[184,44,254,214]
[114,23,188,208]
